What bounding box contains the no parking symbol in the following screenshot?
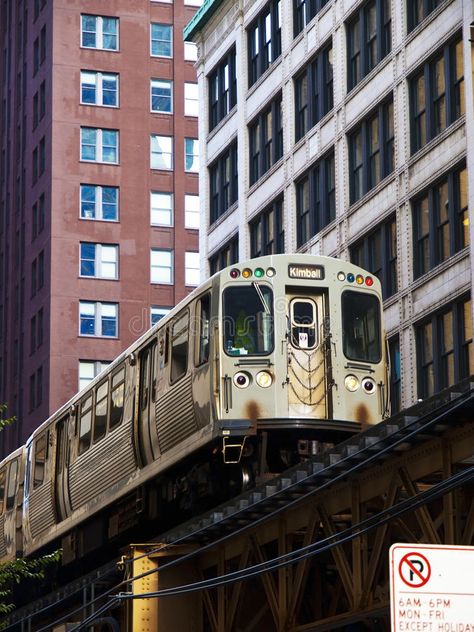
[398,552,431,588]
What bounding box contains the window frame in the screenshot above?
[249,94,283,186]
[79,301,119,338]
[209,140,238,224]
[346,0,391,91]
[409,36,464,154]
[150,134,173,170]
[185,138,199,173]
[208,47,237,132]
[80,184,119,221]
[295,151,335,247]
[150,78,173,114]
[349,97,394,204]
[81,14,119,51]
[151,248,174,285]
[80,70,119,107]
[209,235,239,275]
[79,242,119,280]
[250,197,284,258]
[293,0,330,36]
[80,127,119,164]
[185,251,200,286]
[247,0,282,87]
[150,23,173,58]
[412,164,468,279]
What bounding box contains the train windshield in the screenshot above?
[342,290,381,363]
[223,284,274,356]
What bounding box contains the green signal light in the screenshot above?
[254,268,264,278]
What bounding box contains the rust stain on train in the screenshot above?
[355,403,371,425]
[245,401,261,428]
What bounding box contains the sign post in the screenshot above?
[390,544,474,631]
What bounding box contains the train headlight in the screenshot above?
[233,372,251,388]
[266,267,276,277]
[362,377,376,393]
[256,371,273,388]
[337,271,346,281]
[344,374,360,392]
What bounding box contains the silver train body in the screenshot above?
[0,254,388,563]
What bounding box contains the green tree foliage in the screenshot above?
[0,407,61,619]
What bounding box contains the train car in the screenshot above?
[3,254,388,564]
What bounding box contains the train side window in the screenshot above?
[290,299,317,349]
[93,381,108,442]
[33,432,49,489]
[0,469,5,515]
[110,367,125,430]
[170,310,189,384]
[79,395,93,454]
[196,294,210,366]
[6,459,18,511]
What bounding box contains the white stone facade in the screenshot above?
[187,0,474,410]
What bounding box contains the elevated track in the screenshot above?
[5,379,474,631]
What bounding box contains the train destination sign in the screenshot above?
[390,544,474,632]
[288,264,324,280]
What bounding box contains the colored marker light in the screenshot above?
[347,273,355,283]
[254,267,264,278]
[365,276,374,286]
[266,267,276,277]
[337,272,346,281]
[356,274,364,285]
[230,268,240,279]
[242,268,252,278]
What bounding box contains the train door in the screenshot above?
[286,292,328,419]
[55,416,71,521]
[137,340,160,465]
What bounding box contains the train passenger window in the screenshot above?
[93,381,108,442]
[110,367,125,430]
[170,310,189,383]
[0,469,5,515]
[290,299,317,349]
[6,459,18,511]
[33,432,48,489]
[342,290,381,363]
[79,395,93,454]
[196,294,210,365]
[223,284,274,356]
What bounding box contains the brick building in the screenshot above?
[0,0,201,453]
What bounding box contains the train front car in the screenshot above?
[214,254,388,475]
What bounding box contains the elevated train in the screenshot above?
[0,254,389,564]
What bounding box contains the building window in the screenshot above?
[185,252,200,286]
[209,141,238,224]
[408,0,443,32]
[29,366,43,411]
[249,94,283,186]
[184,42,198,62]
[208,47,237,131]
[80,127,118,164]
[209,235,239,275]
[79,301,118,337]
[351,215,397,299]
[80,185,118,221]
[185,194,200,229]
[81,15,118,51]
[295,151,335,247]
[413,165,468,279]
[347,0,391,91]
[389,335,400,414]
[349,97,394,204]
[79,360,110,391]
[416,296,473,398]
[33,81,46,128]
[32,195,45,241]
[30,308,44,354]
[80,71,118,107]
[294,0,330,36]
[150,135,173,170]
[410,37,464,154]
[250,197,284,257]
[80,243,118,279]
[151,79,172,113]
[31,251,45,297]
[151,306,170,326]
[185,138,199,172]
[151,23,172,57]
[248,0,282,87]
[150,191,173,226]
[295,43,333,141]
[184,83,199,117]
[151,249,173,284]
